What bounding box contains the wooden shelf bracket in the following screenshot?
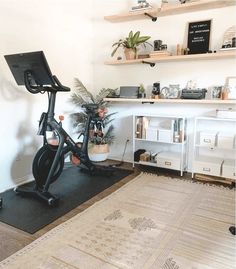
[144,12,157,22]
[142,60,155,67]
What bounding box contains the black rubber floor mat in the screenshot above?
[0,165,132,234]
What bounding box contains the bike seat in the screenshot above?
[82,103,99,111]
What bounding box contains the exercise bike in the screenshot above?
[4,51,106,206]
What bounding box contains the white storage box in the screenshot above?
[216,109,236,119]
[217,132,235,149]
[146,127,158,141]
[158,129,173,143]
[222,159,236,180]
[156,152,181,170]
[199,131,218,147]
[194,156,223,177]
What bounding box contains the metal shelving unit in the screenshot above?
[133,114,187,176]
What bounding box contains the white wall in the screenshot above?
[0,1,235,192]
[92,0,236,165]
[0,0,94,191]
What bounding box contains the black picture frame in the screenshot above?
[187,20,211,54]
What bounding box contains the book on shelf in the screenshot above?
[129,5,153,12]
[219,47,236,52]
[149,51,172,58]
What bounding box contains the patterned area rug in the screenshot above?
[0,173,235,269]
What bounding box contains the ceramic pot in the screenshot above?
[124,48,137,60]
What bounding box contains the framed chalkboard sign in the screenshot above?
[187,20,211,54]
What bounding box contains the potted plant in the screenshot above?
[111,30,152,60]
[70,78,117,162]
[138,83,146,98]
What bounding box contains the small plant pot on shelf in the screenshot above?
[88,144,109,162]
[124,48,137,60]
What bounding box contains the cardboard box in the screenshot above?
[222,159,236,180]
[216,109,236,119]
[217,132,235,149]
[156,152,181,170]
[194,156,223,177]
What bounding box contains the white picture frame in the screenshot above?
[226,76,236,99]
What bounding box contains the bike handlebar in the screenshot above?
[24,71,70,94]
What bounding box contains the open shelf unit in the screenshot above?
[104,0,235,22]
[104,98,236,105]
[133,114,187,176]
[192,116,236,180]
[105,51,236,66]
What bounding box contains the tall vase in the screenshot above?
[124,48,137,60]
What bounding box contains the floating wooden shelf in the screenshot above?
[104,98,236,105]
[105,51,236,66]
[104,0,236,22]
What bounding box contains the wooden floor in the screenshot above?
[0,161,233,262]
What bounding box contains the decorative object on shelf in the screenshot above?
[154,40,162,51]
[138,84,146,98]
[181,81,207,99]
[161,44,168,50]
[186,79,197,90]
[210,86,223,99]
[176,44,190,55]
[181,88,207,99]
[130,0,153,12]
[221,25,236,49]
[161,84,180,99]
[225,76,236,99]
[187,19,211,54]
[69,78,117,162]
[119,86,140,98]
[152,82,161,98]
[111,31,152,60]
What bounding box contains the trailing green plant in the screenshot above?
[70,78,117,145]
[111,30,152,57]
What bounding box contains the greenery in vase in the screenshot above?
[70,78,117,145]
[111,30,152,57]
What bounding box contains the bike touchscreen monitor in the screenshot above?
[4,51,54,86]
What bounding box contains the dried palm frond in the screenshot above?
[103,125,115,145]
[70,112,87,128]
[69,78,117,145]
[95,88,118,104]
[73,78,95,104]
[69,93,87,106]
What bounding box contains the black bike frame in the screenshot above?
[41,90,94,192]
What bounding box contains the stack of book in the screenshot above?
[149,51,172,58]
[130,6,153,12]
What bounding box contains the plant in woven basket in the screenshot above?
[70,78,117,146]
